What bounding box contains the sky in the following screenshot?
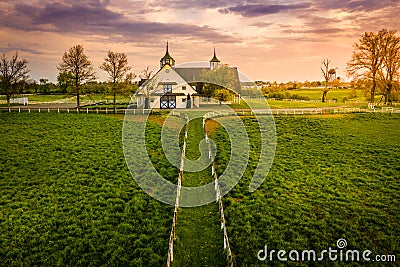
[0,0,399,83]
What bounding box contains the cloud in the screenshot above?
[219,2,312,17]
[0,45,45,55]
[249,22,274,28]
[146,0,235,10]
[0,1,237,44]
[315,0,400,12]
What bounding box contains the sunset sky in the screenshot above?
[1,0,399,83]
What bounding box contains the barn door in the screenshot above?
[160,95,176,109]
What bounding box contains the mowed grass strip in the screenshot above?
[173,118,226,267]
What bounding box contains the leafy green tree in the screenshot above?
[200,65,240,104]
[213,88,234,105]
[57,45,96,111]
[0,52,29,108]
[100,51,134,113]
[57,71,74,94]
[39,78,51,94]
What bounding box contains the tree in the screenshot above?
[200,65,240,103]
[347,31,385,104]
[57,71,74,94]
[135,66,157,109]
[100,51,134,113]
[213,88,234,105]
[140,66,153,80]
[332,77,341,89]
[39,78,51,94]
[320,59,336,102]
[0,52,29,108]
[378,29,400,104]
[140,76,159,109]
[57,45,96,111]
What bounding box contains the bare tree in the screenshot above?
[321,59,336,102]
[140,76,159,109]
[347,31,385,104]
[100,51,134,113]
[378,29,400,104]
[135,66,156,109]
[57,45,96,111]
[0,52,29,109]
[140,66,153,80]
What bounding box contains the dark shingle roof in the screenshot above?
[175,67,208,83]
[175,66,241,93]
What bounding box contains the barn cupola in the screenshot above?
[210,47,220,70]
[160,41,175,68]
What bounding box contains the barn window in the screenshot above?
[163,84,172,93]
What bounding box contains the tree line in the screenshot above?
[0,45,149,113]
[1,29,399,110]
[262,29,400,104]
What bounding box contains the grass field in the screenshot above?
[0,113,172,266]
[210,113,400,266]
[0,112,399,266]
[283,88,365,101]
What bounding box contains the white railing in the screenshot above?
[166,114,188,267]
[203,116,234,267]
[1,107,152,114]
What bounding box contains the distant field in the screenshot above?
[285,88,365,101]
[230,99,363,109]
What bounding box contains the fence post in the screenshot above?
[38,108,41,113]
[58,108,60,113]
[48,108,50,113]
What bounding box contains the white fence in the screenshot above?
[10,97,28,105]
[166,114,188,267]
[203,116,234,267]
[1,107,152,114]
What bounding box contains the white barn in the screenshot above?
[136,43,240,109]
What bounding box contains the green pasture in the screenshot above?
[210,113,400,266]
[0,112,398,266]
[0,113,172,266]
